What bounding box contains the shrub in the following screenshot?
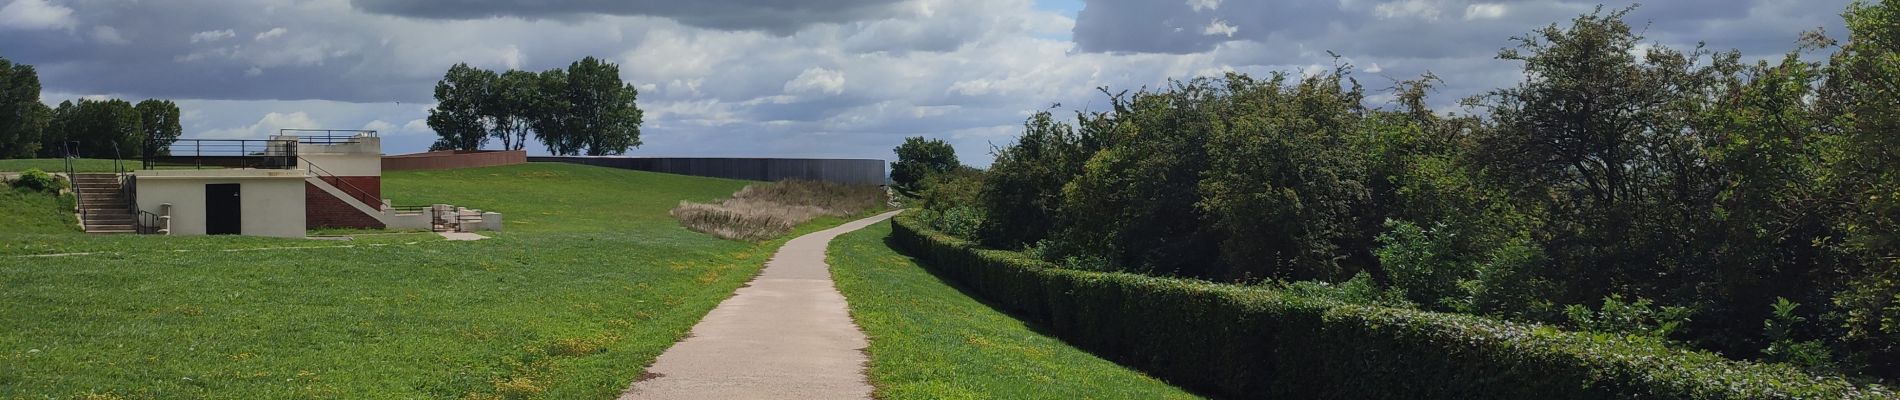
[9,168,62,193]
[889,214,1894,399]
[670,180,883,241]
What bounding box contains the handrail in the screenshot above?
[280,129,377,145]
[64,141,86,229]
[145,139,298,169]
[299,156,381,210]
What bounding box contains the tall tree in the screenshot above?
[528,68,578,155]
[890,136,958,193]
[1817,0,1900,374]
[564,57,643,156]
[486,70,539,151]
[49,99,142,158]
[0,57,48,158]
[427,63,495,151]
[134,99,181,156]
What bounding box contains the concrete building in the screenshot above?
[82,130,502,237]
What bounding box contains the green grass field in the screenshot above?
[0,188,78,234]
[0,162,864,399]
[829,221,1199,399]
[0,158,125,173]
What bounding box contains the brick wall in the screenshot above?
[306,176,384,229]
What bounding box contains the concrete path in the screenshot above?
[622,210,901,400]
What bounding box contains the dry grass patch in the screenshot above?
[672,180,885,241]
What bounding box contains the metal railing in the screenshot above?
[113,141,152,234]
[280,129,377,145]
[145,139,298,170]
[63,141,85,228]
[301,157,382,209]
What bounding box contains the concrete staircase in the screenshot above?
[72,173,137,234]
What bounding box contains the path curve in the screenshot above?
[622,210,901,399]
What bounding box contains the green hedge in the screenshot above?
[889,214,1895,399]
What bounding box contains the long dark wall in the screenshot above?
[529,157,888,185]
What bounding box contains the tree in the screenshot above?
[890,136,958,193]
[1816,0,1900,375]
[528,68,577,155]
[486,70,539,151]
[427,63,495,151]
[564,57,642,156]
[0,57,48,158]
[135,99,181,156]
[48,99,142,158]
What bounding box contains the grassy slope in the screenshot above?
[0,189,78,234]
[0,158,123,173]
[0,163,845,399]
[829,221,1198,400]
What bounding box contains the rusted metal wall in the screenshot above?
[529,157,887,185]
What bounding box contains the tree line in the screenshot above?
[426,57,644,156]
[897,2,1900,383]
[0,58,180,159]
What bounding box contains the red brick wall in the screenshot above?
[306,176,384,229]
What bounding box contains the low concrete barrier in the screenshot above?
[530,156,887,185]
[383,150,526,171]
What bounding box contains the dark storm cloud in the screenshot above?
[350,0,908,34]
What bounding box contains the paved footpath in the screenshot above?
[621,210,902,399]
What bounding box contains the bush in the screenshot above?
[889,214,1894,399]
[9,168,62,193]
[670,180,883,241]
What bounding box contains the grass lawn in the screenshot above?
[0,162,865,399]
[0,158,125,173]
[829,221,1199,400]
[0,188,78,234]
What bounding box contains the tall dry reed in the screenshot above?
[671,180,885,241]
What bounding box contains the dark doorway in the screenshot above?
[205,183,241,235]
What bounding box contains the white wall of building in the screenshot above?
[132,170,308,238]
[279,135,382,177]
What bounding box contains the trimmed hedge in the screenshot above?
[889,214,1896,399]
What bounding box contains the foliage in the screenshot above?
[1562,294,1693,340]
[889,136,958,194]
[8,168,61,193]
[0,57,49,158]
[1762,297,1839,374]
[427,63,496,151]
[891,214,1894,399]
[976,110,1098,249]
[43,98,143,159]
[912,205,983,240]
[916,166,983,212]
[828,221,1197,399]
[918,2,1900,381]
[1818,0,1900,376]
[427,58,644,155]
[133,100,181,156]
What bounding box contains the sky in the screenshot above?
[0,0,1855,166]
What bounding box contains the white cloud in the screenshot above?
[91,26,130,45]
[254,27,287,41]
[0,0,75,30]
[1187,0,1222,12]
[1204,19,1237,37]
[190,29,236,43]
[202,111,320,139]
[1373,0,1445,21]
[1364,62,1384,73]
[784,67,847,95]
[1464,3,1507,20]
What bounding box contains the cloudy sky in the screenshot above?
[0,0,1852,165]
